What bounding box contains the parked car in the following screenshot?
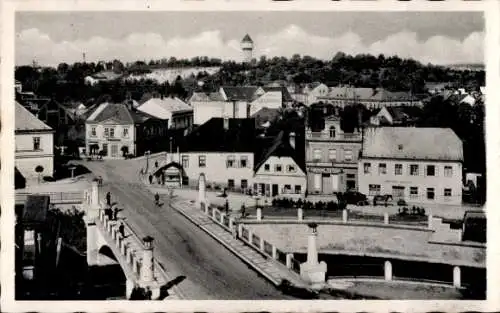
[341,191,368,205]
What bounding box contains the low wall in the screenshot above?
[243,223,485,268]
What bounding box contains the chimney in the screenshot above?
[289,132,296,149]
[223,117,229,130]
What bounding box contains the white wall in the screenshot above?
[15,132,54,178]
[192,101,226,125]
[85,122,136,157]
[358,158,463,205]
[167,152,254,188]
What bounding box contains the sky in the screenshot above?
[15,11,484,67]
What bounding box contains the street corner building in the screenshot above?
[85,100,169,158]
[15,101,55,184]
[358,127,464,205]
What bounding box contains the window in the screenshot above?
[410,187,418,198]
[426,165,436,176]
[104,128,109,137]
[363,163,371,174]
[33,137,40,150]
[109,128,115,138]
[378,163,387,175]
[102,144,108,154]
[426,188,435,200]
[314,174,321,190]
[91,127,96,137]
[287,165,296,172]
[444,166,453,177]
[198,155,206,168]
[295,185,301,194]
[228,179,235,189]
[392,186,405,198]
[240,156,248,168]
[344,150,353,161]
[313,149,322,161]
[181,155,189,168]
[444,188,452,197]
[241,179,248,190]
[368,184,381,196]
[264,164,270,172]
[328,149,337,161]
[123,128,129,138]
[275,164,282,172]
[284,184,292,193]
[410,164,419,176]
[395,164,403,175]
[329,126,336,138]
[226,155,236,168]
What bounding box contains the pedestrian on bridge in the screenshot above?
[113,206,119,220]
[119,222,125,238]
[106,192,111,206]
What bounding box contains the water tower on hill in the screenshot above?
[241,34,254,63]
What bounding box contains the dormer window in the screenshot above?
[329,126,336,138]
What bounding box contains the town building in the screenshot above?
[315,86,422,109]
[368,106,419,126]
[253,131,306,198]
[15,101,54,182]
[136,96,193,130]
[302,83,330,106]
[305,115,362,195]
[189,86,292,126]
[84,71,123,86]
[85,101,168,158]
[358,127,463,205]
[158,118,257,189]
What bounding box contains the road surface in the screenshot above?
[81,159,294,300]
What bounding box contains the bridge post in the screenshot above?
[384,212,389,225]
[141,236,155,283]
[286,253,293,269]
[453,266,461,288]
[198,173,207,207]
[342,209,348,223]
[272,245,277,259]
[384,260,393,281]
[220,212,226,225]
[297,208,303,221]
[256,208,262,221]
[248,230,253,244]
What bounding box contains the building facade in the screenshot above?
[305,116,362,195]
[358,127,463,205]
[85,102,168,158]
[15,102,54,181]
[136,96,193,130]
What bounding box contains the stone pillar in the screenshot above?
[297,208,303,221]
[141,236,155,283]
[384,212,389,225]
[342,209,348,223]
[220,212,226,225]
[125,279,135,299]
[384,260,392,281]
[306,224,319,265]
[300,223,327,288]
[204,203,209,215]
[238,223,243,237]
[121,241,127,256]
[272,245,277,259]
[259,237,265,251]
[257,208,262,221]
[212,208,218,220]
[286,253,293,269]
[126,249,133,265]
[248,230,253,244]
[91,181,99,206]
[229,217,234,230]
[428,214,433,229]
[198,173,206,205]
[453,266,461,288]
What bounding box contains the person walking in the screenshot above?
[148,175,153,184]
[113,206,119,220]
[118,222,125,238]
[106,192,111,206]
[145,286,152,300]
[154,192,160,206]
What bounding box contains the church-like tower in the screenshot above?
[241,34,254,63]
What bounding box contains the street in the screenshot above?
[81,159,294,299]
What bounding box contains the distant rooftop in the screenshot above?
[15,101,52,132]
[241,34,253,43]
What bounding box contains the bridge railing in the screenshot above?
[16,191,83,204]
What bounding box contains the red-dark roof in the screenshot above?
[222,86,258,102]
[241,34,253,43]
[254,131,306,173]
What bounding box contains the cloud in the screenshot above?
[16,25,484,66]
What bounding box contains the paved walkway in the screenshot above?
[169,198,307,288]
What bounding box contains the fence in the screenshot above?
[201,203,303,278]
[16,191,84,204]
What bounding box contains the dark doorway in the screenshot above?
[272,184,279,197]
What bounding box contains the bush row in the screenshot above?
[271,198,347,211]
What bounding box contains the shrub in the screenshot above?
[43,176,56,182]
[397,199,407,206]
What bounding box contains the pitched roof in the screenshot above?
[242,34,253,43]
[222,86,259,102]
[137,97,192,120]
[22,194,49,225]
[190,92,225,102]
[327,87,414,102]
[262,86,294,102]
[86,102,156,124]
[362,127,463,161]
[254,131,306,173]
[251,107,281,128]
[15,101,52,132]
[179,118,257,153]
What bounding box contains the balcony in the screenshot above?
[306,131,362,142]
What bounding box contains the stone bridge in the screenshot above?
[83,181,181,299]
